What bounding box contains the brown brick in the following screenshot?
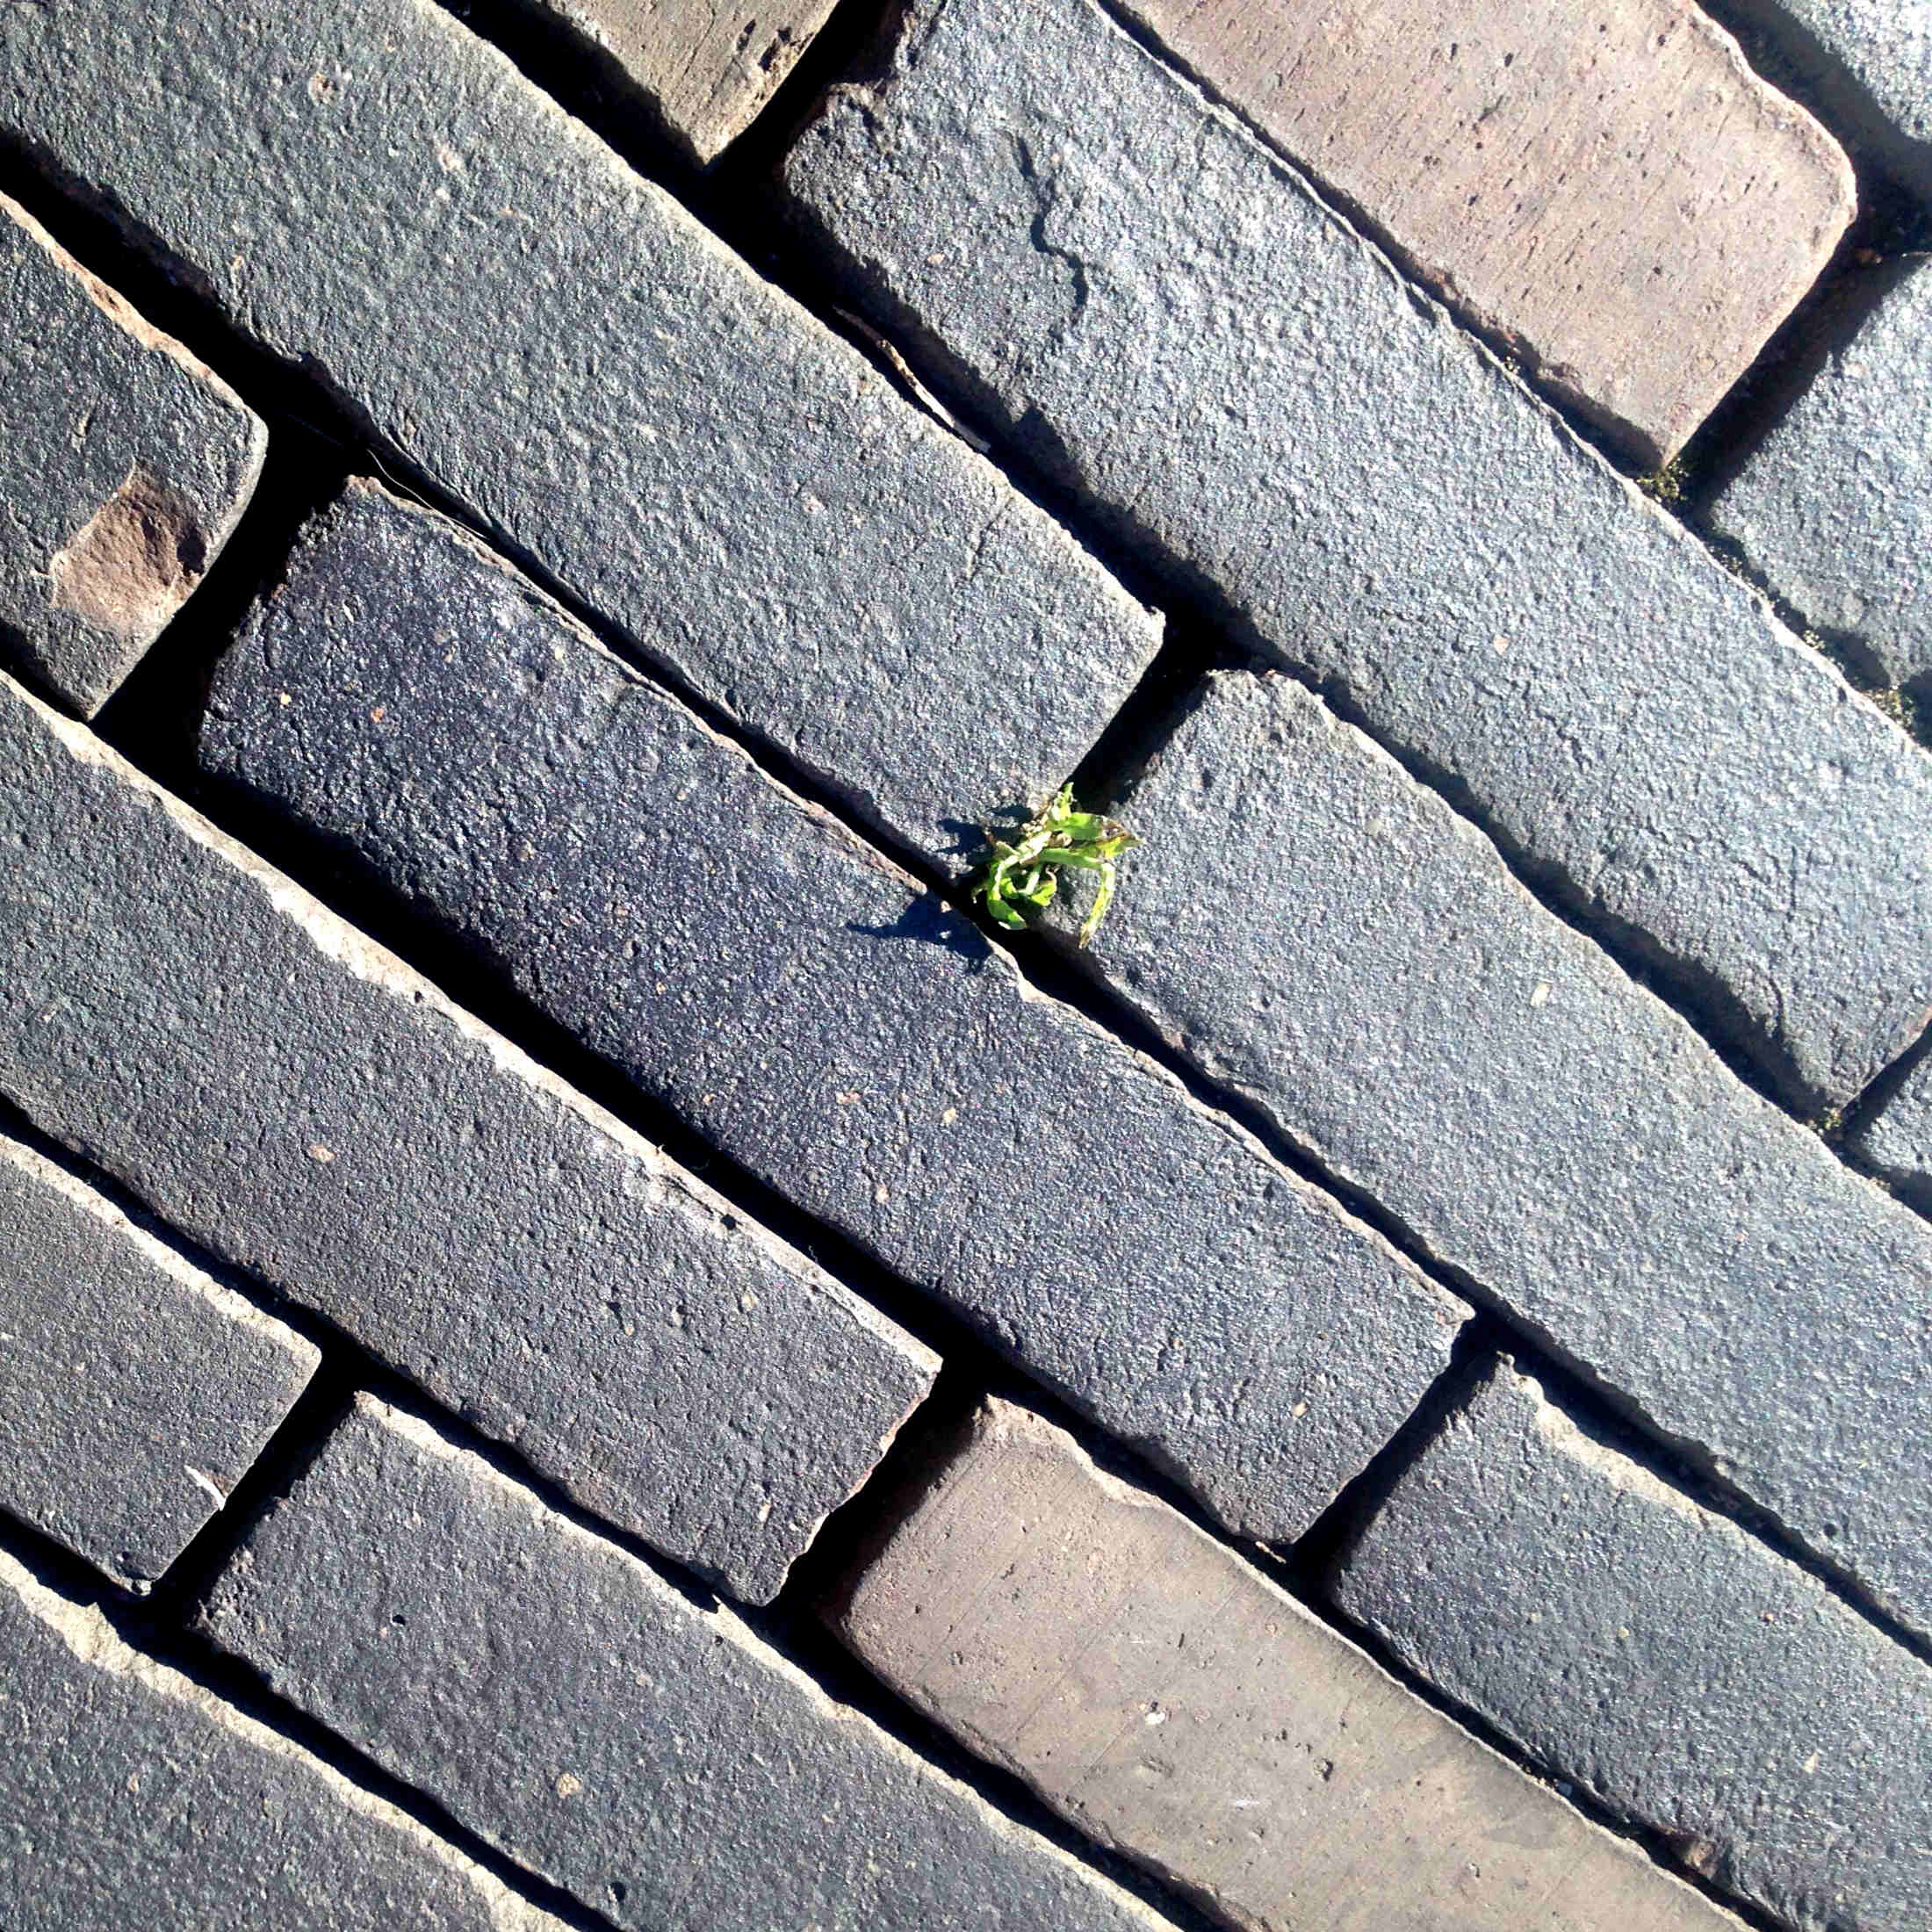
[513,0,840,162]
[1112,0,1855,463]
[826,1399,1742,1932]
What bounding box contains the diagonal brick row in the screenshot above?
[0,193,265,716]
[1049,669,1932,1640]
[1103,0,1854,465]
[1330,1359,1932,1932]
[199,481,1469,1548]
[0,1546,568,1931]
[0,666,937,1604]
[0,1131,318,1593]
[0,0,1160,873]
[779,0,1932,1114]
[197,1393,1178,1932]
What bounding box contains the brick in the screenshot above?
[1048,669,1932,1637]
[0,0,1158,870]
[1707,256,1932,688]
[1330,1358,1932,1932]
[1717,0,1932,201]
[1850,1051,1932,1210]
[511,0,840,163]
[0,667,936,1604]
[0,1132,318,1592]
[198,1393,1174,1932]
[1107,0,1851,465]
[0,1545,565,1931]
[779,0,1932,1114]
[200,481,1468,1547]
[826,1397,1741,1932]
[0,194,264,717]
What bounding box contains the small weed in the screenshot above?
[974,784,1140,948]
[1638,456,1690,507]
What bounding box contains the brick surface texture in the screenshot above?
[0,0,1160,871]
[0,1546,566,1931]
[199,1394,1171,1932]
[0,193,264,716]
[200,481,1467,1547]
[1709,256,1932,688]
[829,1397,1742,1932]
[781,0,1932,1113]
[0,1131,318,1591]
[1056,669,1932,1640]
[1331,1359,1932,1932]
[1,0,1926,1921]
[1107,0,1854,464]
[0,666,936,1604]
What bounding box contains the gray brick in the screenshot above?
[1330,1359,1932,1932]
[1106,0,1853,466]
[0,1545,565,1931]
[779,0,1932,1112]
[0,0,1158,869]
[1716,0,1932,201]
[0,194,264,717]
[509,0,841,163]
[1850,1051,1932,1208]
[198,1393,1175,1932]
[828,1396,1741,1932]
[0,666,936,1604]
[1708,256,1932,688]
[0,1132,318,1592]
[200,481,1467,1548]
[1049,669,1932,1638]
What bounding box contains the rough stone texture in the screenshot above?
[511,0,841,162]
[0,0,1160,871]
[0,1132,319,1593]
[1707,255,1932,688]
[0,1546,565,1931]
[1330,1359,1932,1932]
[828,1396,1741,1932]
[198,1394,1173,1932]
[1850,1049,1932,1209]
[0,194,265,717]
[1107,0,1853,465]
[200,482,1468,1548]
[1717,0,1932,201]
[1048,671,1932,1638]
[0,667,937,1605]
[780,0,1932,1114]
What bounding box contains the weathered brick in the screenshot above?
[0,194,264,717]
[1048,670,1932,1637]
[510,0,840,163]
[198,1394,1175,1932]
[780,0,1932,1113]
[1717,0,1932,200]
[1106,0,1852,465]
[0,1132,318,1592]
[1707,256,1932,688]
[828,1396,1741,1932]
[0,667,936,1604]
[1850,1051,1932,1210]
[1330,1359,1932,1932]
[0,0,1158,869]
[0,1545,565,1931]
[200,482,1467,1547]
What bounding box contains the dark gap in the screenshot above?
[0,1508,621,1932]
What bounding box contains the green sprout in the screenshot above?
[973,785,1140,948]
